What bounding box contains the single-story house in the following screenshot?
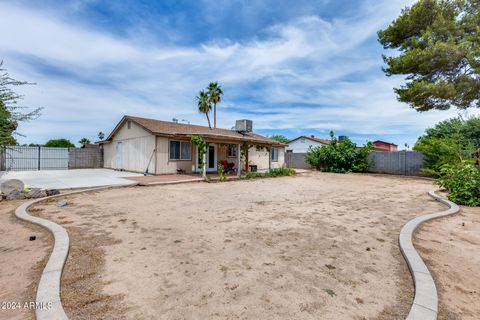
[373,140,398,152]
[99,115,285,175]
[286,135,329,153]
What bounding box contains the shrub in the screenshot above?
[305,131,373,173]
[244,172,264,179]
[265,167,296,177]
[217,163,227,181]
[437,161,480,206]
[243,168,295,179]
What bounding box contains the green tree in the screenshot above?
[98,131,105,140]
[44,139,75,148]
[305,131,373,173]
[413,116,479,176]
[0,61,42,146]
[196,90,212,129]
[207,82,223,129]
[269,134,289,143]
[378,0,480,111]
[78,137,91,146]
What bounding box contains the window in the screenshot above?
[169,140,191,160]
[227,144,237,157]
[271,147,279,162]
[127,120,131,129]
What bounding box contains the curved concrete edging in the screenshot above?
[400,189,460,320]
[15,183,138,320]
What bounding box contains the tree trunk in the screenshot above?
[213,103,216,128]
[205,113,211,128]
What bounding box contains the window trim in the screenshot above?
[227,144,237,158]
[271,147,279,162]
[169,140,192,161]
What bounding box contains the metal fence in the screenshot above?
[1,146,103,171]
[5,146,69,171]
[285,152,313,169]
[285,151,425,176]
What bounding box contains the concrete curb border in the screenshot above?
[399,189,459,320]
[15,183,138,320]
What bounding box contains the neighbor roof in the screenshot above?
[104,115,284,146]
[373,140,398,146]
[287,135,329,145]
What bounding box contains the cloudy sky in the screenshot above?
[0,0,475,147]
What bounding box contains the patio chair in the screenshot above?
[220,160,235,174]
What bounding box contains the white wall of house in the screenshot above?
[248,146,285,170]
[286,138,325,153]
[103,120,156,173]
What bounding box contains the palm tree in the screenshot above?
[78,137,91,146]
[207,82,223,129]
[196,90,212,129]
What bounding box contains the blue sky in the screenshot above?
[1,0,476,147]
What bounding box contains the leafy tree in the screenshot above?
[78,137,91,146]
[269,134,289,143]
[0,61,42,146]
[378,0,480,111]
[305,131,373,173]
[196,90,212,128]
[207,82,223,129]
[44,139,75,148]
[98,131,105,140]
[413,116,479,176]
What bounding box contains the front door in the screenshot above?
[196,143,217,172]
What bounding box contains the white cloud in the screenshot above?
[0,0,475,146]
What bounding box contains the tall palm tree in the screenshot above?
[196,90,212,129]
[207,82,223,129]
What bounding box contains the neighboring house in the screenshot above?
[286,135,329,153]
[99,115,285,175]
[373,140,398,152]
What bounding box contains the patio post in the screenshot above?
[269,146,272,170]
[237,143,241,177]
[202,146,207,179]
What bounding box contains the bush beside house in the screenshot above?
[305,131,373,173]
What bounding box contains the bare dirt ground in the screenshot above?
[0,200,51,320]
[29,172,449,320]
[415,200,480,320]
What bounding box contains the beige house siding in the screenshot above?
[155,136,195,174]
[247,146,285,170]
[103,121,155,173]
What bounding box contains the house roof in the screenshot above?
[287,135,329,145]
[104,115,285,146]
[373,140,398,146]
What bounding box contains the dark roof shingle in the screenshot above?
[107,115,284,146]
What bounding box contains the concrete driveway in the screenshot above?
[0,169,144,190]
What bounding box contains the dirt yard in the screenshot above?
[26,171,452,320]
[415,201,480,320]
[0,200,51,320]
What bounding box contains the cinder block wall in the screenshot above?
[286,151,425,176]
[367,151,424,176]
[68,148,103,169]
